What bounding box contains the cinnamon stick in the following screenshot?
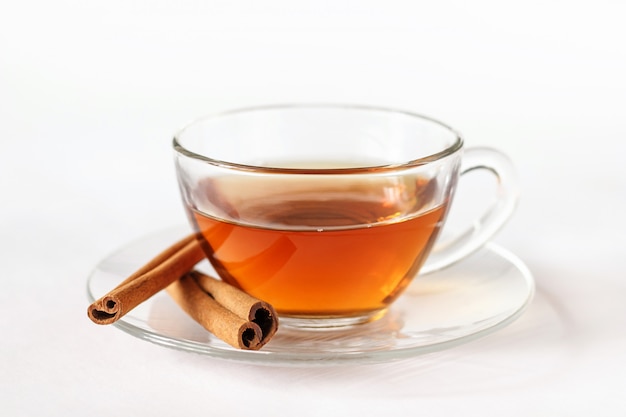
[166,275,263,350]
[87,235,206,325]
[87,234,280,350]
[190,271,279,346]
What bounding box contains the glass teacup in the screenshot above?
[173,104,517,328]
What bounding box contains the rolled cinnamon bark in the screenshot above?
[87,234,280,350]
[190,271,279,347]
[87,236,206,325]
[167,274,263,350]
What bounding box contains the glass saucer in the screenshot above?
[86,226,534,366]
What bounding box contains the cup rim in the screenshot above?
[172,103,464,174]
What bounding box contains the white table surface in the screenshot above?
[2,1,625,416]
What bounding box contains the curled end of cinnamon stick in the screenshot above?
[238,322,263,350]
[249,302,279,348]
[87,296,121,325]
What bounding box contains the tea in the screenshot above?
[189,179,448,317]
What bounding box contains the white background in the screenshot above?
[1,1,625,416]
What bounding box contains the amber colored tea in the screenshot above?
[189,176,448,317]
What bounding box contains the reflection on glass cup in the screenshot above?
[173,105,517,328]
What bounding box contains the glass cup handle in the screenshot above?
[420,147,519,275]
